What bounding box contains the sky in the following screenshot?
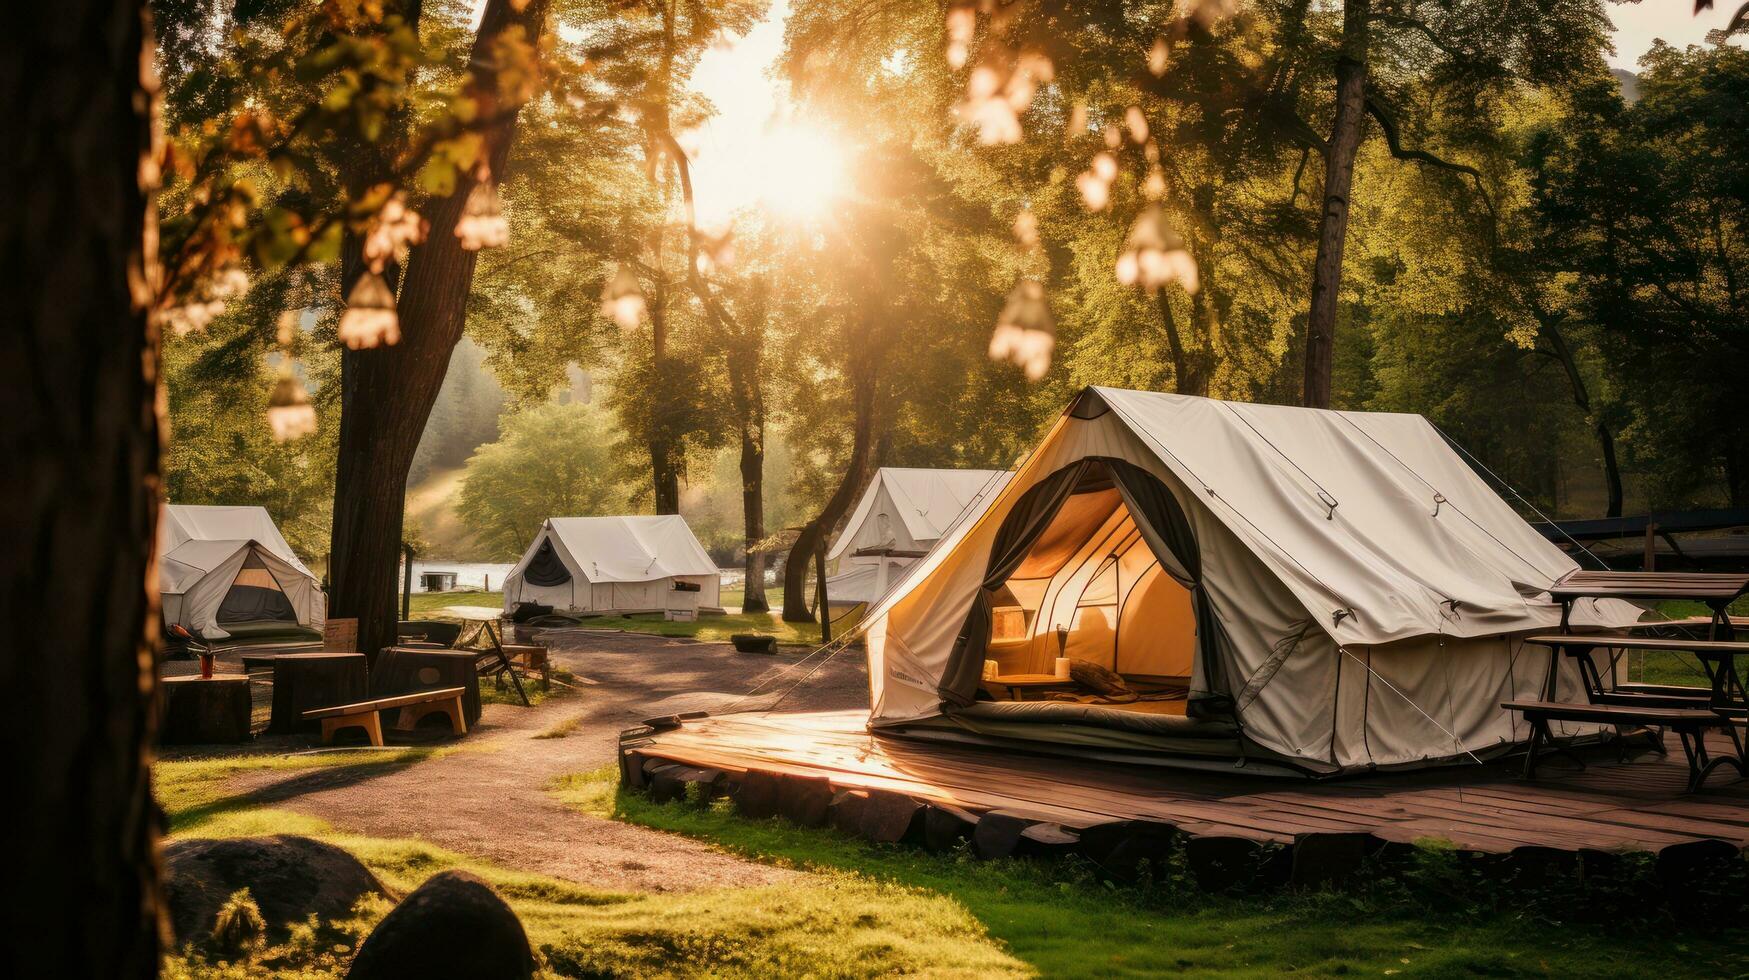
[676,1,1744,224]
[1608,0,1745,69]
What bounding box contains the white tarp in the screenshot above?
[862,388,1642,773]
[159,504,324,639]
[502,515,722,615]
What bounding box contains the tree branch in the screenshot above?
[1364,96,1495,222]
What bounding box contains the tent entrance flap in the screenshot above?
[943,458,1208,708]
[216,549,297,624]
[522,539,572,587]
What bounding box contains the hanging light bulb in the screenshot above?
[600,265,646,331]
[1148,36,1170,76]
[266,372,317,442]
[945,2,976,69]
[1115,205,1200,294]
[337,271,400,349]
[454,170,509,251]
[988,278,1055,381]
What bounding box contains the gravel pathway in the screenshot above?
[205,630,869,892]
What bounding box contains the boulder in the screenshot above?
[163,835,388,944]
[348,871,534,980]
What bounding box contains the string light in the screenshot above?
[600,265,647,330]
[988,278,1055,380]
[337,271,400,349]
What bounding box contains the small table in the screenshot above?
[985,673,1077,702]
[161,674,252,744]
[370,647,484,726]
[429,605,529,707]
[267,653,368,734]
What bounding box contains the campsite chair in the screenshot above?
[499,643,552,688]
[476,647,542,693]
[397,620,462,648]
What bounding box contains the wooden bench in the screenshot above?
[1502,699,1742,792]
[1523,633,1749,708]
[303,687,468,747]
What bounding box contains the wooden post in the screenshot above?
[401,542,415,621]
[816,536,831,643]
[1642,521,1658,572]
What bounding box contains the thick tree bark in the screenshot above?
[329,0,549,657]
[782,365,878,623]
[0,1,164,972]
[1302,0,1369,409]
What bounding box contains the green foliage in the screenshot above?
[1529,42,1749,507]
[209,889,267,959]
[456,402,631,560]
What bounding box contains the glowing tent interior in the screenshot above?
[858,387,1643,775]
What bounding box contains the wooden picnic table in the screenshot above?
[370,647,484,726]
[428,605,529,707]
[267,652,368,734]
[1547,570,1749,637]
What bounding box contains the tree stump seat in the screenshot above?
[304,687,468,746]
[267,653,369,735]
[161,674,252,744]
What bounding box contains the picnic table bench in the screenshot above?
[303,686,468,747]
[1502,699,1742,792]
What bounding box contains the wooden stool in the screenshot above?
[303,687,468,746]
[161,674,252,744]
[500,644,550,686]
[268,653,368,734]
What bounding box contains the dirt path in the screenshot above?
[220,631,868,892]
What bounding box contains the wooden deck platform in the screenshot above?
[622,710,1749,857]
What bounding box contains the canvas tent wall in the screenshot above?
[503,516,722,615]
[861,388,1642,775]
[825,468,1009,605]
[159,505,325,640]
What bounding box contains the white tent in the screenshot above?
[860,388,1642,775]
[826,468,1010,605]
[503,516,722,615]
[159,505,325,640]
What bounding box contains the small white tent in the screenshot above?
[826,468,1010,605]
[860,388,1642,775]
[503,516,722,615]
[159,505,325,640]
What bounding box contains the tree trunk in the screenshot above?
[1302,0,1369,409]
[329,0,549,657]
[730,304,769,613]
[0,0,164,972]
[782,366,878,623]
[1540,315,1623,517]
[647,280,681,514]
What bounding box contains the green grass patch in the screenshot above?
[1620,599,1749,688]
[155,753,1022,978]
[552,767,1749,979]
[405,589,504,618]
[480,667,578,707]
[157,749,441,836]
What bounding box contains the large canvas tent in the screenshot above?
[826,468,1010,605]
[861,388,1642,775]
[159,505,326,640]
[503,516,722,615]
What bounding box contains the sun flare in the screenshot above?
[747,123,849,222]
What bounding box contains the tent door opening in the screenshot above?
[216,549,298,625]
[975,460,1200,715]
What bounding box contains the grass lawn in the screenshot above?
[551,767,1749,979]
[155,754,1022,978]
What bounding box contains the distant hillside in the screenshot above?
[1613,68,1640,103]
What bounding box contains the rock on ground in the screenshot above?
[163,835,388,943]
[347,870,534,980]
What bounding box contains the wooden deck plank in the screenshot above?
[625,709,1749,855]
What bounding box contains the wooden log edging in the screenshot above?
[616,742,1749,898]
